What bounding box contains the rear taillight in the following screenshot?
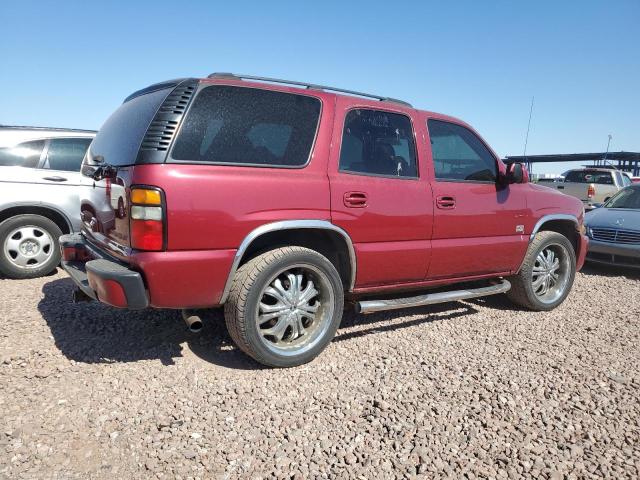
[129,187,165,251]
[587,184,596,198]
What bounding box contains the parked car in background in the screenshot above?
[584,184,640,268]
[0,126,95,278]
[60,74,587,367]
[555,168,632,210]
[535,177,564,185]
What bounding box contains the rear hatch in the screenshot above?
[79,79,197,260]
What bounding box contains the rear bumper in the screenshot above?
[60,233,149,309]
[60,233,236,309]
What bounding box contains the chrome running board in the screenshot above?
[356,279,511,314]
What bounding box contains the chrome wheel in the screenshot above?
[3,226,54,270]
[256,264,334,357]
[531,243,570,304]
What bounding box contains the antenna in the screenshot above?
[602,134,612,165]
[523,96,535,170]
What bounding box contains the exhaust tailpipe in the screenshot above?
[181,310,203,333]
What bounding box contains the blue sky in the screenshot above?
[1,0,638,174]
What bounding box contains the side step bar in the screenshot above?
[356,279,511,314]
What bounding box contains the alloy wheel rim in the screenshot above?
[255,263,334,357]
[3,226,54,270]
[531,243,570,304]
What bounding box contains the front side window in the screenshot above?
[622,174,633,187]
[0,140,45,168]
[44,138,92,171]
[427,119,496,182]
[339,109,417,178]
[172,86,321,167]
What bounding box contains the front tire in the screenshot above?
[224,246,344,368]
[0,215,63,279]
[506,231,576,311]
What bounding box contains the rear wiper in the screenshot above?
[92,160,118,181]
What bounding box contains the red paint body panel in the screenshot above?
[129,249,236,308]
[576,234,588,271]
[354,240,431,286]
[75,76,587,309]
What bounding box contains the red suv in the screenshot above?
[61,73,588,367]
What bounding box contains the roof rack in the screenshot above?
[207,72,412,107]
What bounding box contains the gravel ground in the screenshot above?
[1,266,639,479]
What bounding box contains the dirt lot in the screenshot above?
[1,266,639,479]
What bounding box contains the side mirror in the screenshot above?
[506,162,528,184]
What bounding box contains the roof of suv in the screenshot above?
[205,73,413,107]
[0,126,96,148]
[123,73,480,127]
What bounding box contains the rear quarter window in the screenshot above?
[171,86,321,167]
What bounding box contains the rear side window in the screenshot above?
[339,109,418,178]
[44,138,92,171]
[172,86,321,167]
[428,119,496,182]
[564,170,614,185]
[0,140,45,168]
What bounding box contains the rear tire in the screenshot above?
[506,231,576,311]
[224,246,344,368]
[0,214,63,279]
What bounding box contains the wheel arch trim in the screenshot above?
[219,220,357,304]
[529,214,579,242]
[0,202,74,234]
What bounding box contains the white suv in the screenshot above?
[0,126,95,278]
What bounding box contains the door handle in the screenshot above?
[343,191,368,208]
[43,176,67,182]
[557,185,564,190]
[436,195,456,209]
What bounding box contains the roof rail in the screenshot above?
[0,125,96,133]
[207,72,412,107]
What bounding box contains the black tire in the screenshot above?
[224,246,344,368]
[0,214,63,279]
[506,231,576,311]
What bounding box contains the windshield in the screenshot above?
[604,187,640,209]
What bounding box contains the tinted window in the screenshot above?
[564,170,613,185]
[427,120,496,182]
[0,140,45,167]
[90,87,173,166]
[44,138,92,171]
[339,109,417,178]
[172,86,321,167]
